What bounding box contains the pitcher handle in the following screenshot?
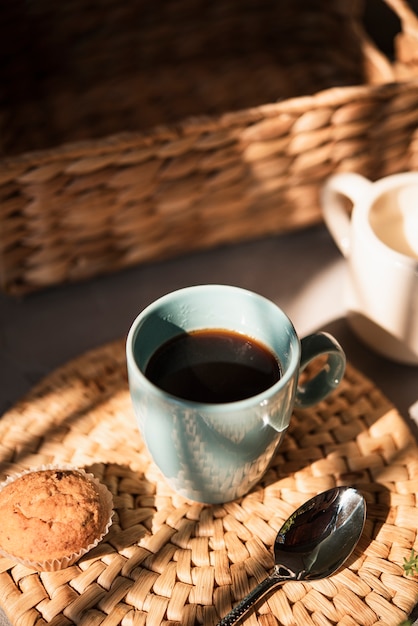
[295,332,346,409]
[321,172,372,258]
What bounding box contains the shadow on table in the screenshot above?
[317,317,418,440]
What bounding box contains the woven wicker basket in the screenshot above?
[1,0,418,295]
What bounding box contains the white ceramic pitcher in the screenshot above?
[321,171,418,365]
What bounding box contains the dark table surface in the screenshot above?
[1,223,417,431]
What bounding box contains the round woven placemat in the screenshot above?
[0,340,417,626]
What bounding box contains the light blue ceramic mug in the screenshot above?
[126,285,345,503]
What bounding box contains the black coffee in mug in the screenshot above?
[145,329,282,403]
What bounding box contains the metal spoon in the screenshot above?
[217,486,366,626]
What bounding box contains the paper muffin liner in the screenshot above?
[0,464,114,572]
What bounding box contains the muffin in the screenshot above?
[0,466,113,571]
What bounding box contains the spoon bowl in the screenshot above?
[217,486,366,626]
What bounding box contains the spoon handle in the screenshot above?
[217,573,282,626]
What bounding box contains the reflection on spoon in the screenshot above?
[217,486,366,626]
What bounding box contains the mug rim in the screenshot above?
[126,284,301,412]
[356,172,418,267]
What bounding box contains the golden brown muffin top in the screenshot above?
[0,469,109,563]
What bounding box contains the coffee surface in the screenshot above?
[145,329,281,403]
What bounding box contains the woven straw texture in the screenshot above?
[0,340,416,626]
[2,0,418,294]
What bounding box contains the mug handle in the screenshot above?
[321,172,372,258]
[295,332,346,409]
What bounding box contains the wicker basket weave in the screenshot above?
[1,0,418,294]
